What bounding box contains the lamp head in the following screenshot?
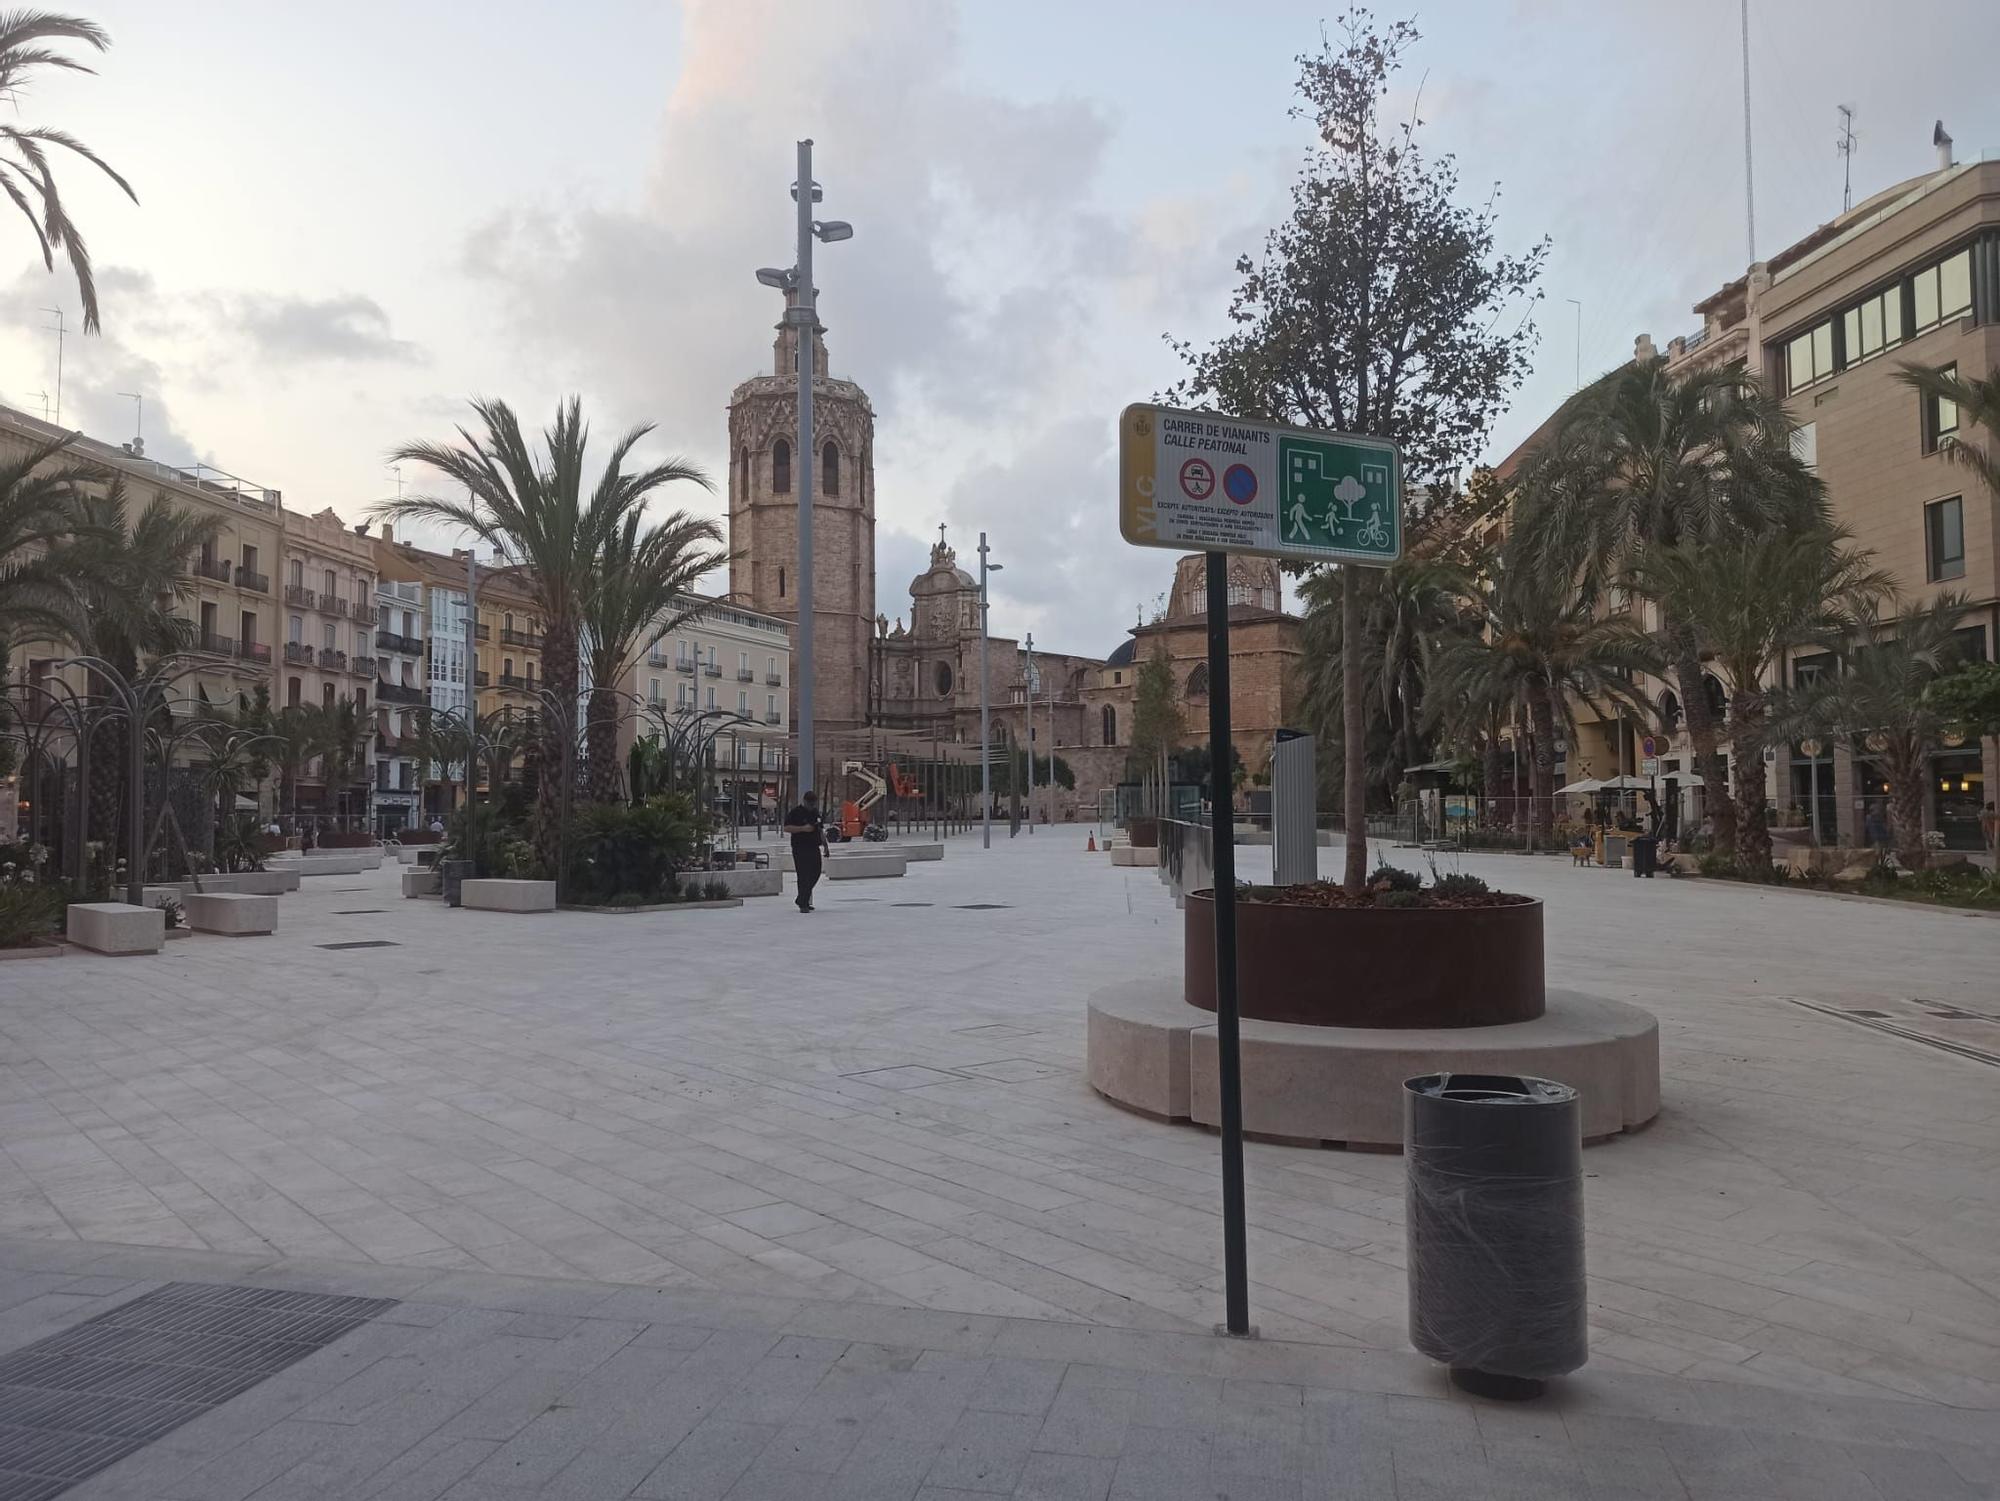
[755,267,796,290]
[814,220,854,243]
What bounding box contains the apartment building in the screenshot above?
[277,505,377,824]
[373,577,426,834]
[625,595,792,818]
[477,576,545,717]
[374,528,473,817]
[1647,142,1999,849]
[0,402,278,755]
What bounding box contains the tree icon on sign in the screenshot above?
[1328,473,1366,531]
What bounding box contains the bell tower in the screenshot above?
[727,292,877,737]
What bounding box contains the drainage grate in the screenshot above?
[953,904,1011,911]
[1844,1009,1890,1018]
[0,1282,395,1498]
[314,940,400,950]
[331,909,387,915]
[890,902,934,908]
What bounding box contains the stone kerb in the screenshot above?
[825,851,909,880]
[183,893,277,936]
[460,879,557,913]
[66,903,165,955]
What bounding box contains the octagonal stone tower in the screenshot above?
[727,291,877,740]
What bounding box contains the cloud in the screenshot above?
[210,292,425,365]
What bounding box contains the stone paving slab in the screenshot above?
[0,1240,1982,1500]
[1,832,1996,1421]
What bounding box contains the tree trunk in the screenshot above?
[1341,569,1367,891]
[1887,743,1929,870]
[1528,684,1557,835]
[1481,734,1502,828]
[88,719,123,850]
[1671,629,1735,855]
[537,621,578,874]
[1729,692,1771,875]
[585,686,622,803]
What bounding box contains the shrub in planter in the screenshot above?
[567,795,699,904]
[0,866,63,949]
[1367,862,1422,893]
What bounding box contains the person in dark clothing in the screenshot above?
[782,790,830,912]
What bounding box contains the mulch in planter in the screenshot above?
[1239,882,1534,911]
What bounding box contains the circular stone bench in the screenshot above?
[825,851,908,880]
[1086,977,1659,1148]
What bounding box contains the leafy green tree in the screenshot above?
[0,12,138,333]
[1170,741,1244,805]
[379,399,702,869]
[1769,595,1975,870]
[1513,358,1825,855]
[1927,661,2000,739]
[1125,641,1182,806]
[0,432,96,649]
[1622,528,1891,871]
[580,507,724,801]
[1166,11,1546,889]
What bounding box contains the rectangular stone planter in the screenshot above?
[183,893,277,936]
[826,852,908,880]
[402,869,440,898]
[461,879,557,913]
[66,903,165,955]
[701,868,783,898]
[0,938,64,961]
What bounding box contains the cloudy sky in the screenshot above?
[3,0,1996,659]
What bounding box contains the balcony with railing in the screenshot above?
[736,668,755,682]
[241,641,271,664]
[377,680,425,706]
[474,669,490,688]
[351,654,378,678]
[500,627,541,650]
[283,640,313,664]
[474,623,490,641]
[320,593,350,617]
[375,630,422,656]
[235,565,268,593]
[497,672,534,693]
[763,710,782,724]
[195,554,232,583]
[702,662,721,678]
[285,582,316,608]
[318,648,347,671]
[197,631,237,657]
[675,660,695,675]
[765,671,783,686]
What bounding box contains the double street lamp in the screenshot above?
[978,533,1001,850]
[756,139,853,800]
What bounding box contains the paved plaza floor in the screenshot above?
[0,830,1996,1497]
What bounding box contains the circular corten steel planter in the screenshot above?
[1184,891,1544,1028]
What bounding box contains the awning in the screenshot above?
[1555,778,1602,794]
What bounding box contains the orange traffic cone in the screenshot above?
[1086,832,1098,852]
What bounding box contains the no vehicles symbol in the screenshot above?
[1179,457,1215,500]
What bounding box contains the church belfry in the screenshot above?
[727,292,876,737]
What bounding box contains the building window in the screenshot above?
[322,683,336,708]
[739,650,749,674]
[289,559,303,588]
[676,639,690,668]
[737,446,748,497]
[773,439,791,493]
[1102,706,1117,745]
[1922,364,1960,454]
[705,687,716,710]
[778,567,786,598]
[288,614,302,643]
[1113,670,1122,685]
[822,441,839,496]
[1786,320,1835,392]
[1925,496,1965,582]
[649,677,661,706]
[1186,663,1209,697]
[1840,285,1903,365]
[1912,248,1973,334]
[738,690,749,714]
[356,630,369,656]
[287,676,301,708]
[324,568,336,596]
[767,655,777,681]
[323,622,336,649]
[934,661,954,697]
[1791,422,1817,472]
[767,693,777,718]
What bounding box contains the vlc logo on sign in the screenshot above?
[1118,403,1401,566]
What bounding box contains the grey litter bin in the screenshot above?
[440,859,471,908]
[1405,1073,1586,1400]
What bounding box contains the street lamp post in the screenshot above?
[757,140,852,801]
[1024,632,1035,836]
[978,533,1000,850]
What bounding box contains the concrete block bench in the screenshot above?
[402,868,440,898]
[888,842,944,862]
[203,871,297,895]
[184,893,277,936]
[1110,845,1152,867]
[67,903,165,955]
[270,851,373,876]
[461,879,556,912]
[825,851,909,880]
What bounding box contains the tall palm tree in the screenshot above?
[317,698,370,828]
[581,508,725,801]
[375,398,707,869]
[0,12,138,333]
[1514,358,1826,853]
[0,432,97,649]
[1896,364,2000,500]
[1429,552,1662,834]
[1769,594,1975,871]
[1622,528,1893,871]
[267,703,323,823]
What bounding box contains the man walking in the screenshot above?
[782,789,830,913]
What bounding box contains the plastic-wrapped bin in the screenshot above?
[1404,1073,1586,1399]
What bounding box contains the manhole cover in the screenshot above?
[315,940,400,950]
[0,1282,394,1498]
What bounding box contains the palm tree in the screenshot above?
[1896,363,2000,498]
[1769,594,1976,871]
[0,12,138,333]
[375,398,707,869]
[317,698,370,829]
[1429,552,1662,835]
[0,432,97,649]
[1515,358,1826,854]
[267,704,323,824]
[580,508,725,801]
[1622,529,1892,872]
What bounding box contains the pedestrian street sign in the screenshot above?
[1118,403,1402,566]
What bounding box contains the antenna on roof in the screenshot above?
[1837,105,1857,214]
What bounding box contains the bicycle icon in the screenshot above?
[1354,507,1390,550]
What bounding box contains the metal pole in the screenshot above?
[1025,632,1035,835]
[465,552,479,878]
[979,532,992,849]
[1204,551,1252,1337]
[794,138,817,798]
[1740,0,1756,262]
[125,691,143,906]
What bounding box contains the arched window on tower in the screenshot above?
[773,439,791,493]
[1186,663,1209,698]
[737,446,748,497]
[1102,705,1117,745]
[778,567,786,599]
[822,441,840,496]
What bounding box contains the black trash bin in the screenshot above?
[440,859,471,908]
[1405,1073,1586,1399]
[1631,835,1659,878]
